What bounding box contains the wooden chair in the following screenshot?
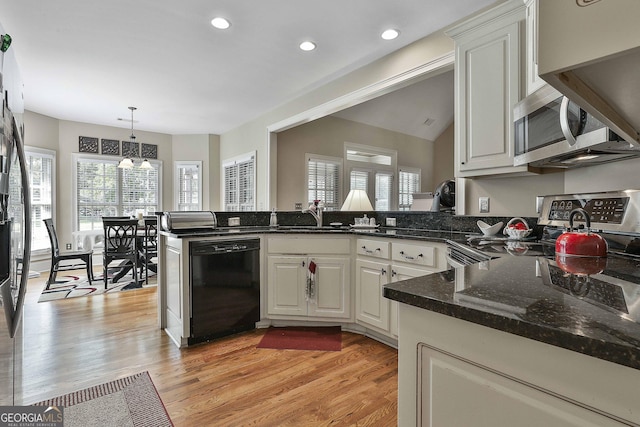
[43,219,94,289]
[139,216,158,284]
[102,218,139,289]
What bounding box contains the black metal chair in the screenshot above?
[43,218,94,290]
[139,216,158,284]
[102,218,139,289]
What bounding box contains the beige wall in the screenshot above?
[23,111,174,249]
[432,123,455,187]
[208,134,221,210]
[171,134,212,210]
[276,116,434,210]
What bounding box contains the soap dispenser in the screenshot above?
[270,209,278,226]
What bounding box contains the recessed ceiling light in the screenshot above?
[381,29,399,40]
[299,41,316,51]
[211,17,231,30]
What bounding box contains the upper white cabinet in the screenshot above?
[537,0,640,145]
[524,0,546,95]
[447,1,533,177]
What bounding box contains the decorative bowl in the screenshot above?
[503,217,533,239]
[477,220,503,236]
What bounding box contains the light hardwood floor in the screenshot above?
[20,271,398,426]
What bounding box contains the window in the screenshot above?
[223,152,255,211]
[306,154,341,211]
[8,147,55,253]
[175,161,202,211]
[344,143,397,211]
[74,154,161,230]
[374,172,393,211]
[398,167,421,211]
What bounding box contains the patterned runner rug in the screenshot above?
[31,371,173,427]
[38,269,156,303]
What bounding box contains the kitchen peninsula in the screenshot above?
[158,210,640,427]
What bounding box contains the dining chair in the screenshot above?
[102,218,139,289]
[43,219,94,290]
[139,216,158,284]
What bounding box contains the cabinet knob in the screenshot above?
[381,268,386,275]
[302,261,305,267]
[391,269,397,277]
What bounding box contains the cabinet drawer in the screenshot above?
[267,236,350,255]
[391,242,440,268]
[356,238,390,259]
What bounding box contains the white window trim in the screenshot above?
[174,160,203,211]
[305,153,343,210]
[25,146,56,256]
[221,151,256,211]
[72,153,163,231]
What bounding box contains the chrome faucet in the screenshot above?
[302,200,324,227]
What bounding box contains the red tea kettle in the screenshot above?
[555,208,608,258]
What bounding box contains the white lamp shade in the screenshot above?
[117,158,134,169]
[139,159,153,169]
[341,189,374,211]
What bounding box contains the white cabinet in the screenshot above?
[524,0,546,96]
[447,1,533,177]
[266,236,351,321]
[355,238,447,338]
[355,258,391,331]
[398,304,639,426]
[418,344,625,427]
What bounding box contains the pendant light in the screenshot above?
[118,106,152,169]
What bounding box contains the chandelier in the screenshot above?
[118,106,152,169]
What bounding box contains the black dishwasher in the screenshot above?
[189,239,260,345]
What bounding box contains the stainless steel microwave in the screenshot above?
[513,85,640,169]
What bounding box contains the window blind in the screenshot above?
[307,157,340,210]
[8,148,55,252]
[76,156,160,230]
[223,154,255,211]
[375,172,393,211]
[399,169,420,211]
[177,163,201,211]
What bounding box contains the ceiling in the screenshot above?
[0,1,494,136]
[332,70,454,141]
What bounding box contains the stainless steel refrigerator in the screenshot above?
[0,30,31,406]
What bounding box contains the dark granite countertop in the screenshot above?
[159,225,465,243]
[384,254,640,370]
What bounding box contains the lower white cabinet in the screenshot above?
[356,239,447,337]
[267,255,350,319]
[355,259,391,331]
[398,304,639,426]
[266,236,351,321]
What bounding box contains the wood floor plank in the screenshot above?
[20,270,398,426]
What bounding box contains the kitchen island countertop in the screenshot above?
[384,254,640,370]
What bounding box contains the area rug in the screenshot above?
[38,270,156,303]
[31,371,173,427]
[257,326,342,351]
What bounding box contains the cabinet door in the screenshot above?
[418,344,625,427]
[458,22,520,172]
[267,256,308,316]
[355,259,390,331]
[390,264,433,338]
[308,257,350,319]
